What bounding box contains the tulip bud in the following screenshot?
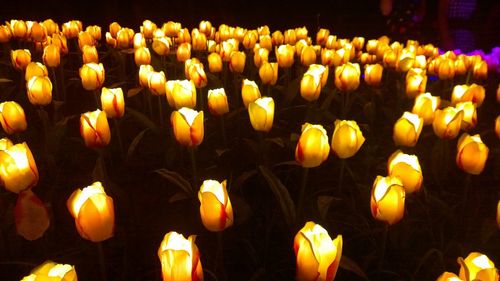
[9,20,28,39]
[171,108,204,147]
[0,25,12,43]
[67,181,115,242]
[109,22,121,38]
[406,69,427,98]
[141,20,157,39]
[139,64,154,87]
[371,175,405,225]
[451,84,485,107]
[438,58,455,80]
[276,44,295,68]
[229,51,246,73]
[116,28,134,49]
[259,34,272,51]
[433,107,463,139]
[248,97,274,132]
[435,272,461,281]
[134,46,151,66]
[300,70,322,102]
[294,222,342,281]
[82,45,99,64]
[458,252,498,281]
[21,260,77,281]
[455,102,477,130]
[177,42,192,62]
[316,28,330,46]
[51,33,68,55]
[167,80,197,109]
[101,87,125,118]
[456,133,489,175]
[300,45,316,66]
[198,179,233,231]
[78,31,95,50]
[25,62,48,81]
[473,60,488,80]
[0,137,13,150]
[188,63,208,89]
[26,76,53,106]
[0,101,27,135]
[0,142,38,193]
[80,109,111,147]
[80,63,105,91]
[387,150,423,194]
[284,29,297,45]
[241,79,261,108]
[208,52,223,73]
[295,123,330,168]
[86,25,101,40]
[335,63,360,91]
[412,93,440,125]
[62,20,81,38]
[153,37,171,56]
[364,64,383,87]
[331,120,365,159]
[259,62,278,85]
[158,231,204,281]
[148,71,167,96]
[242,31,257,49]
[14,189,50,241]
[393,112,423,147]
[11,49,31,70]
[207,88,229,116]
[41,44,60,68]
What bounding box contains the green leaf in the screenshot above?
[126,128,149,161]
[154,168,193,195]
[126,107,160,133]
[258,165,296,226]
[339,255,369,280]
[127,87,143,98]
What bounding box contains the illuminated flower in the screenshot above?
[135,46,151,66]
[79,63,105,91]
[455,102,477,130]
[456,133,489,175]
[11,49,31,70]
[101,87,125,118]
[82,45,99,64]
[207,88,229,116]
[412,93,440,125]
[0,101,27,135]
[370,175,405,225]
[435,272,462,281]
[364,64,383,87]
[80,109,111,148]
[177,42,191,62]
[393,112,423,147]
[208,52,223,73]
[387,150,423,194]
[295,123,330,168]
[334,63,360,92]
[139,64,154,88]
[241,79,261,108]
[248,97,274,132]
[229,51,246,73]
[0,142,38,193]
[26,76,52,106]
[158,231,203,281]
[331,120,365,159]
[458,252,498,281]
[433,107,463,139]
[21,260,77,281]
[171,108,204,147]
[198,179,233,231]
[276,44,295,68]
[148,71,167,96]
[300,45,317,66]
[451,84,485,107]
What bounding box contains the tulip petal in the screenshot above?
[14,190,50,241]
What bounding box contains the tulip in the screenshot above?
[11,49,31,70]
[456,133,489,175]
[324,35,337,50]
[435,272,462,281]
[335,63,360,92]
[153,37,171,56]
[451,84,485,107]
[171,108,204,147]
[387,150,423,194]
[0,25,12,43]
[413,55,427,69]
[316,28,330,46]
[393,112,423,147]
[364,64,383,87]
[42,44,61,68]
[207,88,229,116]
[62,20,81,38]
[412,93,440,125]
[109,22,121,38]
[86,25,101,40]
[177,28,191,44]
[41,19,59,36]
[370,175,405,225]
[167,80,196,109]
[271,30,284,46]
[78,31,95,50]
[0,101,27,135]
[187,63,207,89]
[177,42,192,62]
[243,31,258,49]
[139,64,154,87]
[115,28,133,49]
[198,179,233,231]
[0,142,38,193]
[162,21,181,37]
[254,47,269,68]
[9,20,28,39]
[67,181,115,242]
[158,231,203,281]
[21,260,77,281]
[26,76,53,106]
[259,62,278,85]
[438,58,455,80]
[148,71,167,96]
[80,109,111,148]
[259,34,272,50]
[294,221,342,281]
[135,46,151,66]
[208,52,223,73]
[101,87,125,118]
[433,107,463,139]
[276,44,295,68]
[241,79,261,108]
[396,50,415,72]
[406,70,427,98]
[455,102,477,130]
[300,71,322,102]
[301,45,317,66]
[14,189,50,241]
[82,45,99,64]
[496,116,500,139]
[497,200,500,230]
[321,48,335,66]
[80,63,105,91]
[331,120,365,159]
[458,252,499,281]
[25,62,48,81]
[141,20,157,39]
[295,123,330,168]
[229,51,246,73]
[248,97,274,132]
[192,29,207,51]
[0,137,13,150]
[473,60,488,80]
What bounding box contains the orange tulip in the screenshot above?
[139,64,154,88]
[254,47,269,68]
[473,60,488,80]
[207,88,229,116]
[80,63,105,91]
[229,51,246,73]
[456,133,489,175]
[25,62,48,81]
[62,20,82,38]
[300,45,317,66]
[295,123,330,168]
[248,97,274,132]
[0,25,12,43]
[387,150,423,194]
[198,179,233,231]
[26,76,53,106]
[67,181,115,242]
[433,107,463,139]
[171,108,204,147]
[0,101,27,135]
[80,109,111,148]
[166,80,197,109]
[451,84,485,107]
[406,69,427,98]
[141,20,157,39]
[158,231,203,281]
[331,120,365,159]
[335,63,360,91]
[259,62,278,85]
[438,58,455,80]
[455,102,477,130]
[148,71,167,96]
[370,175,405,225]
[11,49,31,70]
[21,260,77,281]
[316,28,330,46]
[435,272,462,281]
[177,42,192,62]
[458,252,498,281]
[276,44,295,68]
[412,93,440,125]
[116,28,134,49]
[208,52,223,73]
[0,142,39,193]
[364,64,383,87]
[241,79,261,108]
[393,112,423,147]
[101,87,125,118]
[14,189,50,241]
[78,31,96,50]
[153,37,171,56]
[187,63,208,89]
[82,45,99,64]
[134,46,151,66]
[86,25,101,40]
[9,20,28,39]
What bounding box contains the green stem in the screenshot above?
[465,69,472,85]
[188,147,198,189]
[297,167,310,220]
[97,242,108,281]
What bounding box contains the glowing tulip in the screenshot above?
[207,88,229,116]
[473,60,487,80]
[198,179,233,231]
[496,116,500,139]
[135,46,151,66]
[41,19,59,36]
[229,51,246,73]
[295,123,330,168]
[101,87,125,118]
[167,80,196,109]
[335,63,360,91]
[14,189,50,241]
[241,79,261,108]
[116,28,133,49]
[364,64,383,87]
[370,175,405,225]
[67,181,115,242]
[387,150,423,194]
[458,252,499,281]
[86,25,101,40]
[187,63,207,89]
[316,28,330,46]
[11,49,31,70]
[248,97,274,132]
[141,20,157,39]
[455,102,477,130]
[456,133,489,175]
[80,63,105,91]
[177,42,191,62]
[0,25,12,43]
[451,84,485,107]
[158,231,203,281]
[406,69,427,98]
[393,112,423,147]
[192,29,207,51]
[300,45,317,66]
[433,107,463,139]
[25,62,48,81]
[109,22,121,38]
[271,30,284,46]
[0,101,27,135]
[243,31,258,49]
[259,62,278,85]
[162,21,181,37]
[148,71,167,96]
[62,20,81,38]
[412,93,440,125]
[207,52,223,73]
[435,272,462,281]
[82,45,99,64]
[153,37,171,56]
[437,58,455,80]
[321,48,335,66]
[21,260,77,281]
[300,65,327,102]
[52,34,68,55]
[80,109,111,148]
[139,64,154,87]
[276,44,295,68]
[0,137,13,150]
[254,47,269,68]
[26,76,52,106]
[294,221,342,281]
[9,20,28,39]
[171,108,204,147]
[0,142,38,193]
[331,120,365,159]
[497,201,500,230]
[78,31,95,49]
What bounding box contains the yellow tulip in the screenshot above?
[393,112,423,147]
[171,108,204,147]
[109,22,121,38]
[177,28,191,44]
[177,42,192,62]
[101,87,125,118]
[229,51,246,73]
[0,101,27,135]
[370,175,405,225]
[271,30,284,46]
[162,21,181,37]
[153,37,171,56]
[335,63,360,92]
[438,58,455,80]
[139,64,154,88]
[82,45,99,64]
[207,88,229,116]
[276,44,295,68]
[387,150,423,194]
[0,25,12,43]
[62,20,82,38]
[300,45,317,66]
[78,31,95,50]
[284,29,297,45]
[321,48,335,66]
[254,47,269,68]
[300,72,322,102]
[248,97,274,132]
[0,142,39,193]
[316,28,330,46]
[21,260,77,281]
[259,62,278,85]
[14,189,50,241]
[158,231,204,281]
[406,69,427,98]
[294,221,342,281]
[242,31,258,50]
[295,123,330,168]
[67,181,115,242]
[141,19,157,39]
[79,63,105,91]
[115,28,133,49]
[0,137,13,150]
[192,29,207,51]
[364,64,383,87]
[241,79,261,108]
[135,46,151,66]
[451,84,485,107]
[9,20,28,39]
[456,133,489,175]
[331,120,365,159]
[26,76,53,106]
[208,52,223,73]
[412,93,440,125]
[80,109,111,148]
[433,107,463,139]
[186,61,207,89]
[473,60,488,80]
[413,55,427,69]
[11,49,31,70]
[199,20,212,35]
[25,62,48,81]
[435,272,462,281]
[86,25,101,40]
[455,102,477,130]
[148,71,167,96]
[167,80,196,109]
[41,19,58,37]
[198,179,233,231]
[458,252,499,281]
